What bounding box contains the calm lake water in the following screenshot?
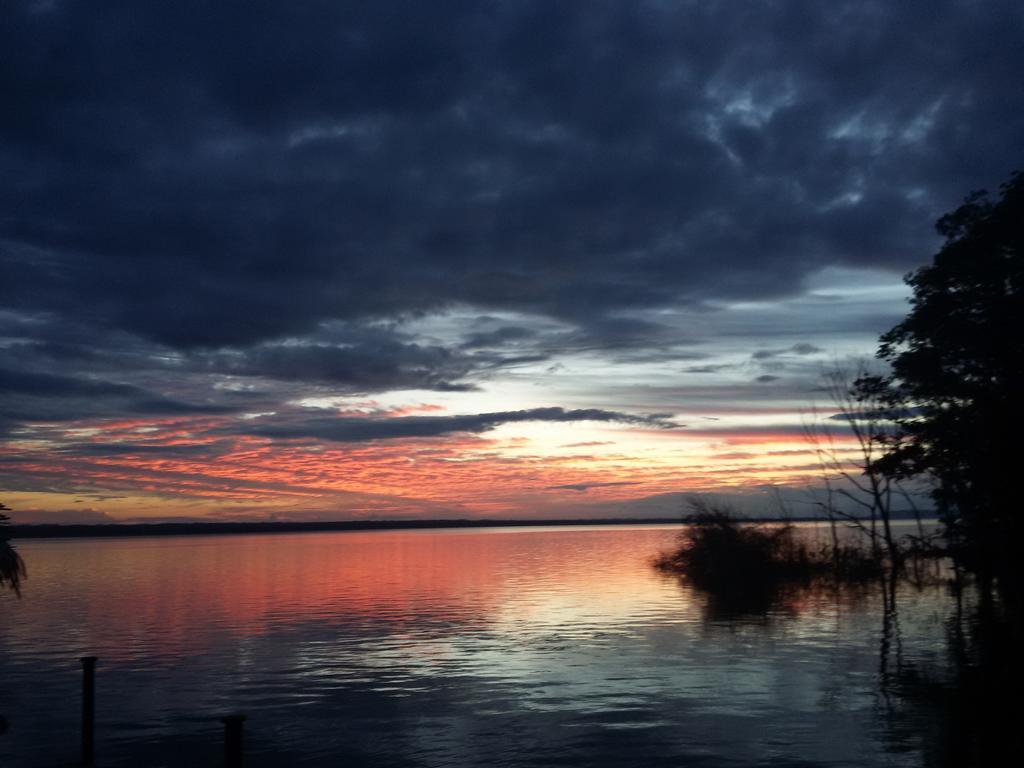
[0,524,954,767]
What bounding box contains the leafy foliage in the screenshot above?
[655,501,884,616]
[874,171,1024,601]
[1,502,26,597]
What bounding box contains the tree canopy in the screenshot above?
[874,171,1023,603]
[0,503,26,597]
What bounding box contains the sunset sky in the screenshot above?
[2,1,1022,522]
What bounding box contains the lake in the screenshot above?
[0,523,955,767]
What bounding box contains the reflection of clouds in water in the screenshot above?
[1,527,951,767]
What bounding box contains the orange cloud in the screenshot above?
[1,410,860,520]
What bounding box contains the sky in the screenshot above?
[2,0,1022,523]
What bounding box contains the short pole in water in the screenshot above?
[81,656,98,766]
[221,714,246,768]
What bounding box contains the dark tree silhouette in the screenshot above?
[1,502,26,597]
[872,171,1024,613]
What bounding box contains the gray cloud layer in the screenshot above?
[239,407,676,444]
[0,365,235,436]
[2,0,1022,433]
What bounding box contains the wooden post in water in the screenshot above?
[221,714,246,768]
[80,656,97,766]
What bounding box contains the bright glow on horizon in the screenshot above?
[1,267,902,523]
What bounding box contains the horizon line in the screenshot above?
[9,513,933,539]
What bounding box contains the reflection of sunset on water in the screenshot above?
[6,527,693,662]
[1,525,955,767]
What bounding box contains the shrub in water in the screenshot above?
[655,503,817,596]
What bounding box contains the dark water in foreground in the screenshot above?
[0,524,955,767]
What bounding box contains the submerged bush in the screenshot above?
[654,501,886,608]
[655,503,820,591]
[0,503,26,597]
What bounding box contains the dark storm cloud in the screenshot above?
[237,407,677,443]
[1,0,1023,449]
[197,339,484,391]
[2,322,494,391]
[0,367,142,398]
[460,326,537,349]
[458,316,699,366]
[0,365,235,428]
[3,0,1022,353]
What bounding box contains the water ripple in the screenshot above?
[0,525,947,767]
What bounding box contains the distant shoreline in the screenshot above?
[9,514,931,539]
